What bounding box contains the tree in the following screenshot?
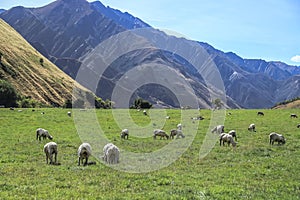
[132,97,152,109]
[39,58,44,66]
[213,98,223,109]
[0,52,3,63]
[0,80,18,107]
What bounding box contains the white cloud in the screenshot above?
[291,55,300,63]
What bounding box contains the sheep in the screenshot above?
[219,133,237,147]
[78,143,92,166]
[228,130,237,141]
[170,129,185,139]
[153,129,169,139]
[143,110,147,115]
[67,111,71,117]
[297,124,300,128]
[102,143,119,164]
[177,123,182,130]
[120,129,129,139]
[191,116,204,120]
[290,114,298,118]
[269,132,286,145]
[44,142,58,164]
[248,123,256,132]
[211,125,225,134]
[36,128,53,140]
[257,111,264,116]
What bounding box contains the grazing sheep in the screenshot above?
[120,129,129,139]
[78,143,92,166]
[36,128,53,140]
[166,116,170,119]
[228,130,237,141]
[177,123,182,130]
[44,142,58,164]
[219,133,237,147]
[170,129,185,139]
[290,114,298,118]
[297,124,300,128]
[269,132,286,145]
[257,111,264,116]
[67,111,71,117]
[211,125,225,134]
[153,129,169,139]
[143,110,147,115]
[191,116,205,120]
[170,123,185,139]
[102,143,119,164]
[248,123,256,132]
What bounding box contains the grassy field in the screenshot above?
[0,108,299,199]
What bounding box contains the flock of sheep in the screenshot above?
[37,118,120,165]
[38,110,297,166]
[211,111,292,148]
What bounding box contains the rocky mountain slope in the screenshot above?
[0,18,91,107]
[1,0,299,108]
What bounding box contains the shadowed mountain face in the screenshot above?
[1,0,299,108]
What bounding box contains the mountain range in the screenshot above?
[1,0,299,108]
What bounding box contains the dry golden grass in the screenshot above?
[273,99,300,109]
[0,19,90,106]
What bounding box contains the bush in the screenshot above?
[132,98,152,109]
[0,79,18,107]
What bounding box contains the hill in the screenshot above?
[1,0,300,108]
[0,19,91,107]
[272,97,300,109]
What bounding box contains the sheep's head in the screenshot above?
[281,137,286,144]
[48,135,53,140]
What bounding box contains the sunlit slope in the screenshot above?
[0,19,90,106]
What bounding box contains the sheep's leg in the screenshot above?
[84,157,88,166]
[78,157,81,166]
[219,139,222,146]
[54,153,57,164]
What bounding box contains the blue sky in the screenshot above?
[1,0,299,65]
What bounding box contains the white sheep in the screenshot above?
[228,130,237,141]
[269,132,286,145]
[290,114,298,118]
[248,123,256,132]
[102,143,119,164]
[170,123,185,139]
[170,129,185,139]
[78,143,92,166]
[120,129,129,139]
[143,110,147,115]
[177,123,182,130]
[36,128,53,140]
[67,111,72,117]
[44,142,58,164]
[219,133,237,147]
[153,129,169,139]
[211,125,225,134]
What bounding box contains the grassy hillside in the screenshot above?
[0,108,299,199]
[0,19,89,107]
[273,98,300,109]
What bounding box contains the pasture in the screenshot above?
[0,108,299,199]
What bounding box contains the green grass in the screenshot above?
[0,108,300,199]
